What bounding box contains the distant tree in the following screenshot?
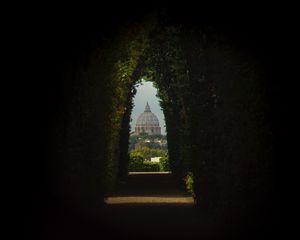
[131,147,167,160]
[128,135,139,151]
[138,132,149,140]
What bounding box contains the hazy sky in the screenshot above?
[130,80,166,135]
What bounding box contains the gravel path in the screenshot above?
[105,172,194,206]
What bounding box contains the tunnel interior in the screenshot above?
[20,6,286,240]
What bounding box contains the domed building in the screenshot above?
[134,102,161,135]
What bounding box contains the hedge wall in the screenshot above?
[45,12,274,226]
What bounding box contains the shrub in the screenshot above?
[184,172,194,196]
[159,154,170,171]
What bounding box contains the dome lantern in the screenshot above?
[145,102,151,112]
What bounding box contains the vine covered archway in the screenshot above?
[45,11,274,233]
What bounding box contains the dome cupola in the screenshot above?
[135,102,161,135]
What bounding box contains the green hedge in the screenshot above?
[140,162,160,172]
[128,160,160,172]
[128,153,144,171]
[128,153,162,172]
[159,154,170,171]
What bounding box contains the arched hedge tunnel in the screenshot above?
[25,10,280,238]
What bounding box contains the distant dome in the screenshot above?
[136,103,160,126]
[135,102,161,135]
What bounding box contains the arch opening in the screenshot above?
[42,11,276,238]
[128,80,169,172]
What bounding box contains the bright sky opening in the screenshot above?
[130,80,166,135]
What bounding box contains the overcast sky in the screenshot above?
[130,80,166,135]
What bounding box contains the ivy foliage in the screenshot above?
[51,12,273,221]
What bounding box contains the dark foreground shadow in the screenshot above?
[29,172,277,240]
